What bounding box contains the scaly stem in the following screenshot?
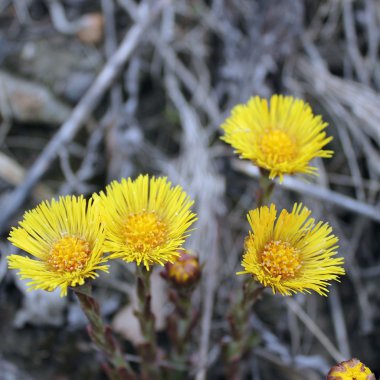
[224,281,265,380]
[166,287,198,379]
[74,284,137,380]
[135,266,163,380]
[224,170,274,378]
[256,168,275,207]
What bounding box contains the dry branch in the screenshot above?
[233,160,380,223]
[0,0,170,233]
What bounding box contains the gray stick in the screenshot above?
[0,0,169,232]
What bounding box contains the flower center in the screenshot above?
[259,129,297,163]
[48,236,91,272]
[260,240,301,280]
[122,211,168,252]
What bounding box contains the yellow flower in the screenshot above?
[8,196,108,296]
[327,358,375,380]
[220,95,333,181]
[97,175,197,269]
[238,203,344,296]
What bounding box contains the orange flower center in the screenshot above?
[259,129,297,163]
[48,236,91,272]
[122,211,168,252]
[260,240,301,280]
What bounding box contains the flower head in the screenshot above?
[97,175,197,269]
[221,95,333,181]
[163,250,201,287]
[8,196,108,296]
[238,203,344,296]
[327,358,375,380]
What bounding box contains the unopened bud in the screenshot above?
[164,250,201,287]
[327,358,375,380]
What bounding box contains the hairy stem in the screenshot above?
[74,284,137,380]
[224,281,265,380]
[166,287,198,379]
[256,168,275,207]
[135,266,163,380]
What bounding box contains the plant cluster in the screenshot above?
[8,95,374,380]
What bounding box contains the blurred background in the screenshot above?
[0,0,380,379]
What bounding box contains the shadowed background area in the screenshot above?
[0,0,380,379]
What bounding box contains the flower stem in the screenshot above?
[135,266,163,380]
[223,168,273,378]
[165,287,198,379]
[256,168,275,207]
[74,284,137,380]
[224,281,265,380]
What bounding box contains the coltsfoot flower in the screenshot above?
[8,196,108,296]
[97,175,197,269]
[238,203,344,296]
[221,95,333,181]
[327,358,375,380]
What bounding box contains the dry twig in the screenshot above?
[0,0,170,233]
[232,160,380,223]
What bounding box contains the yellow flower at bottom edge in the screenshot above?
[327,358,375,380]
[8,196,108,296]
[220,95,333,181]
[97,175,197,269]
[237,203,345,296]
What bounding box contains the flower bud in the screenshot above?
[327,358,375,380]
[164,250,201,287]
